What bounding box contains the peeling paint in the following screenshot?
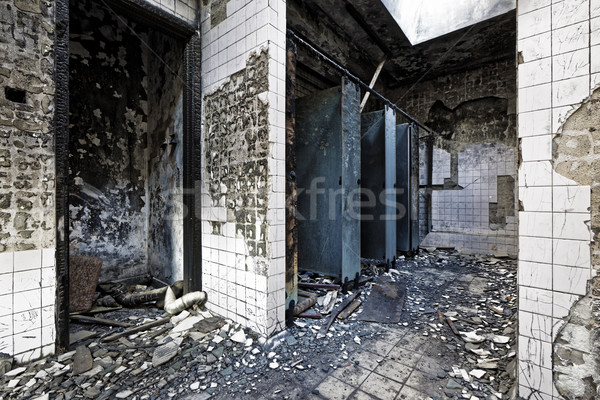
[68,0,184,282]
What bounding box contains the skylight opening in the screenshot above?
[381,0,516,45]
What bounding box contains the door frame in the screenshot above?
[53,0,202,350]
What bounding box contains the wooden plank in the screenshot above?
[339,299,361,320]
[360,55,387,112]
[317,290,361,338]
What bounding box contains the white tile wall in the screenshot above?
[517,0,595,397]
[0,248,55,363]
[200,0,286,337]
[144,0,198,24]
[422,143,517,256]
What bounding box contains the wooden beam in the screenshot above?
[360,55,387,112]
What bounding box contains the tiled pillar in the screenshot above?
[517,0,594,398]
[200,0,287,336]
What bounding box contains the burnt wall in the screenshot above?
[147,30,184,283]
[393,59,518,255]
[69,0,184,282]
[0,0,56,252]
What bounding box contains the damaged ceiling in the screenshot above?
[287,0,516,89]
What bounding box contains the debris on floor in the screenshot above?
[0,250,518,400]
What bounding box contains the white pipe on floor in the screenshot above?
[163,287,207,315]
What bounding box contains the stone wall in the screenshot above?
[392,60,518,256]
[0,0,57,363]
[200,0,287,336]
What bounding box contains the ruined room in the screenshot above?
[0,0,599,399]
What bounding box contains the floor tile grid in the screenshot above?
[309,329,433,400]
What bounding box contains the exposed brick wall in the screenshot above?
[201,0,287,336]
[391,59,516,123]
[0,0,57,363]
[0,0,56,253]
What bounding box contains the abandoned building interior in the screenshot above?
[0,0,599,398]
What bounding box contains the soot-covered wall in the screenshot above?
[392,60,518,256]
[69,0,184,282]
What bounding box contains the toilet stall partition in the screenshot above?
[295,79,361,286]
[360,107,397,264]
[396,122,420,253]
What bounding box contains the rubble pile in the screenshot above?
[0,250,518,400]
[394,250,518,399]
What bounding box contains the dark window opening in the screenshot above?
[5,87,26,104]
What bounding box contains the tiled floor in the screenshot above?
[312,328,444,400]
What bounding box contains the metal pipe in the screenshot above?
[287,29,433,135]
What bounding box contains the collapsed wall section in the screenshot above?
[200,0,286,336]
[0,0,57,363]
[392,60,518,256]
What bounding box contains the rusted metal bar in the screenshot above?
[287,29,433,135]
[101,317,171,343]
[436,309,445,324]
[297,312,322,319]
[318,290,361,338]
[445,317,460,337]
[298,282,341,291]
[70,315,132,328]
[339,299,362,320]
[293,292,318,316]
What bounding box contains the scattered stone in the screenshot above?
[447,379,462,390]
[269,361,279,369]
[230,330,246,343]
[470,369,487,379]
[4,366,26,377]
[190,382,200,390]
[492,335,510,344]
[72,346,93,375]
[194,316,226,333]
[172,316,202,333]
[152,341,179,367]
[115,390,133,399]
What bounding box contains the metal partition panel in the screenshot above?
[340,79,361,285]
[296,82,361,282]
[396,123,410,252]
[361,107,396,263]
[409,123,420,251]
[384,107,397,261]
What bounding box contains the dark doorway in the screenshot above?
[54,0,201,350]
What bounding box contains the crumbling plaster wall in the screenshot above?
[146,30,185,284]
[69,0,150,280]
[392,60,518,256]
[516,0,599,398]
[0,0,57,363]
[200,0,286,336]
[69,0,185,282]
[549,87,600,399]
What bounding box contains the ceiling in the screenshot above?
[287,0,516,89]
